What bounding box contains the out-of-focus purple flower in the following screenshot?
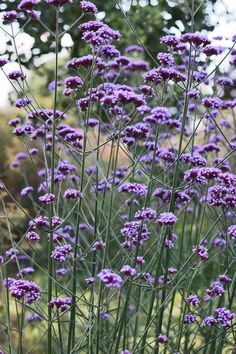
[100,312,110,320]
[219,274,231,284]
[15,98,32,108]
[157,334,168,344]
[29,147,39,155]
[63,189,83,199]
[216,76,234,86]
[26,231,40,242]
[120,350,132,354]
[184,313,196,324]
[26,313,44,322]
[39,193,55,204]
[125,45,144,53]
[85,277,95,284]
[97,269,123,288]
[16,152,27,160]
[92,240,105,251]
[3,11,19,22]
[56,268,69,277]
[192,245,208,260]
[21,186,33,196]
[45,0,73,6]
[18,0,38,10]
[205,281,225,301]
[136,256,145,265]
[9,118,20,127]
[8,70,26,80]
[202,97,223,109]
[0,57,8,67]
[228,225,236,239]
[120,265,136,277]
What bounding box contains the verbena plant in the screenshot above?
[0,1,236,353]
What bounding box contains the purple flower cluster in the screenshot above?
[97,269,123,288]
[9,279,41,303]
[51,244,73,262]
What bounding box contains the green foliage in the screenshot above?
[1,0,215,66]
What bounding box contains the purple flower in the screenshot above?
[48,297,72,311]
[0,57,8,67]
[18,0,38,10]
[184,313,196,324]
[215,307,234,327]
[97,269,123,288]
[17,266,35,277]
[79,21,121,48]
[85,277,95,284]
[120,265,136,277]
[25,231,40,242]
[156,212,177,226]
[118,183,147,196]
[205,281,225,301]
[26,313,44,322]
[64,76,83,95]
[157,52,174,66]
[180,33,210,47]
[121,221,149,246]
[21,186,33,196]
[202,97,223,109]
[92,240,105,251]
[51,244,73,262]
[136,256,145,265]
[120,350,132,354]
[15,98,32,108]
[134,207,156,221]
[3,11,19,22]
[16,152,27,160]
[8,70,26,81]
[39,193,55,204]
[57,268,69,277]
[125,45,144,53]
[9,279,41,303]
[9,118,20,127]
[157,334,168,344]
[228,225,236,239]
[45,0,73,6]
[219,274,231,284]
[202,316,217,327]
[63,189,83,199]
[216,76,234,86]
[186,294,200,307]
[80,1,97,14]
[192,245,208,260]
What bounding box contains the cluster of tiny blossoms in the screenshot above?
[0,0,235,353]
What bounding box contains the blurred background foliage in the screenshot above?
[0,0,216,66]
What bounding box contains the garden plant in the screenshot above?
[0,0,235,353]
